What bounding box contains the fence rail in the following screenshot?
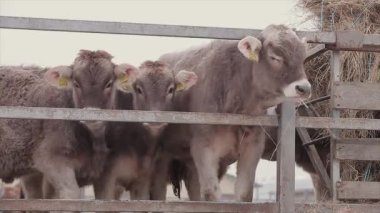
[1,200,379,213]
[1,106,380,130]
[1,16,380,52]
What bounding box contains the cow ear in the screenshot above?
[175,70,198,91]
[44,66,73,89]
[238,36,262,62]
[114,63,139,92]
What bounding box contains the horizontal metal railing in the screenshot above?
[1,16,380,51]
[0,106,380,130]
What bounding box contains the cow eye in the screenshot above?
[105,80,113,89]
[168,86,175,94]
[270,56,279,61]
[136,86,143,94]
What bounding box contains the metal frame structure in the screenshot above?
[1,16,380,212]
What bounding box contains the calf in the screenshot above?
[0,50,135,199]
[93,61,197,200]
[159,25,311,201]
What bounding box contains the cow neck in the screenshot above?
[88,123,108,153]
[246,63,280,115]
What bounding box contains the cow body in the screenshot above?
[93,61,198,201]
[0,50,136,200]
[159,25,311,201]
[0,66,105,199]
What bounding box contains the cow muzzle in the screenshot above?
[283,79,312,100]
[143,122,168,136]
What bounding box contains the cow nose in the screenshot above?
[295,84,311,98]
[143,122,168,136]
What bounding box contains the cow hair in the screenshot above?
[139,60,171,75]
[169,159,185,198]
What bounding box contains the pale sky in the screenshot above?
[0,0,315,195]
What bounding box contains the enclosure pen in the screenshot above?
[0,16,380,213]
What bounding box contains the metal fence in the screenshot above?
[0,16,380,213]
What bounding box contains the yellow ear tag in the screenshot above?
[117,74,132,90]
[118,73,129,84]
[58,76,68,87]
[176,83,185,91]
[248,51,258,62]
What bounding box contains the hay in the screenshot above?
[297,0,380,188]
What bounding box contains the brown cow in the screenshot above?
[158,25,311,202]
[92,61,197,200]
[0,50,136,200]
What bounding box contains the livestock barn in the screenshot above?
[0,0,379,212]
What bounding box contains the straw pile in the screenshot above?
[297,0,380,187]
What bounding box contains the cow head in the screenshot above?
[238,25,311,103]
[117,60,197,135]
[44,50,136,131]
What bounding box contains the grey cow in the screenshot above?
[93,60,197,201]
[158,25,311,202]
[0,50,135,200]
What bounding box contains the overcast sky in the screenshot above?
[0,0,315,192]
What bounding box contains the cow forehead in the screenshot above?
[72,59,114,82]
[261,25,305,52]
[139,65,174,83]
[71,50,115,79]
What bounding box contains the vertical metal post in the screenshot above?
[330,50,341,201]
[276,100,296,213]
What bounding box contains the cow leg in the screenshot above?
[191,138,220,201]
[43,167,80,200]
[150,155,169,200]
[20,173,43,199]
[20,173,45,213]
[184,161,201,201]
[42,177,56,199]
[34,150,80,201]
[235,128,265,202]
[130,179,150,200]
[93,174,117,200]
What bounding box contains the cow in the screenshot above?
[92,60,197,201]
[158,24,311,202]
[0,50,136,200]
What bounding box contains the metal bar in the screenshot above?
[296,203,380,213]
[0,16,258,40]
[305,44,327,62]
[0,199,276,212]
[2,16,380,50]
[302,135,330,146]
[0,199,379,213]
[0,106,278,126]
[330,50,341,202]
[0,16,334,42]
[276,100,296,213]
[297,95,330,107]
[0,106,380,130]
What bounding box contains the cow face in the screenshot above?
[238,25,311,101]
[118,61,197,135]
[44,50,136,130]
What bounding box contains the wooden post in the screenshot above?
[276,100,296,213]
[330,50,341,202]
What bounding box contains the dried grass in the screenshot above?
[297,0,380,187]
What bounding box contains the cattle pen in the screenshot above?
[0,16,380,213]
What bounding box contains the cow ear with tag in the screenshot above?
[175,70,198,91]
[238,36,262,62]
[114,63,139,92]
[44,66,73,89]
